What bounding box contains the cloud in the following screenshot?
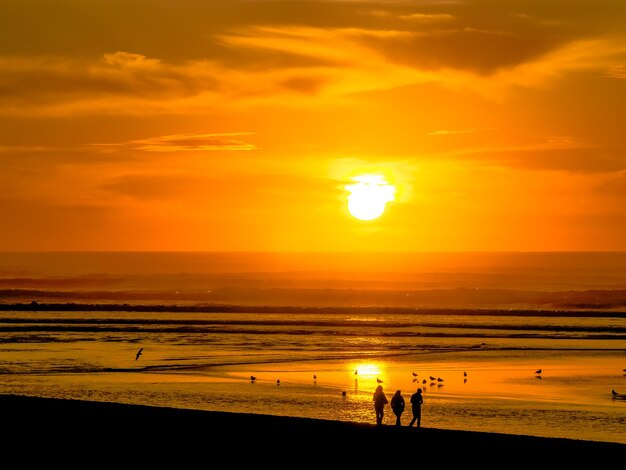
[492,38,626,89]
[129,133,257,152]
[1,2,625,117]
[429,128,491,136]
[400,13,455,22]
[0,52,227,116]
[606,65,626,78]
[438,139,626,173]
[279,75,329,94]
[0,146,59,153]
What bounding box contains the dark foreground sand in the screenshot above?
[2,394,624,464]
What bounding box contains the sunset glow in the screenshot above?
[0,1,625,251]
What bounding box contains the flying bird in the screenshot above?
[135,347,143,361]
[376,378,383,384]
[412,372,418,377]
[535,369,542,374]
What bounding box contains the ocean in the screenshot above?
[1,252,625,443]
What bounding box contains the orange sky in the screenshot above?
[1,0,625,251]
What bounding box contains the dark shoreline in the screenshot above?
[1,301,626,317]
[2,394,624,462]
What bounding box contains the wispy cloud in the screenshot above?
[0,145,60,153]
[400,13,455,22]
[428,128,492,136]
[605,65,626,78]
[130,133,257,152]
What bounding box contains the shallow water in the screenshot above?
[1,310,625,444]
[1,252,625,443]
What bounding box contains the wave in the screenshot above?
[1,302,626,317]
[1,317,626,333]
[1,325,625,341]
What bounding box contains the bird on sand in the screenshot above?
[412,372,418,377]
[463,371,467,377]
[250,376,256,382]
[422,379,427,384]
[437,377,444,382]
[429,376,436,381]
[313,374,317,380]
[355,369,358,375]
[135,347,143,361]
[277,379,281,385]
[535,369,542,375]
[376,378,383,384]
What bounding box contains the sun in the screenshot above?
[346,174,395,220]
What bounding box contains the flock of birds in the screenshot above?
[133,347,625,399]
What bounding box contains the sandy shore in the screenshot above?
[2,394,624,463]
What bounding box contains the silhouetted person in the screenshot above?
[373,385,388,426]
[409,388,423,428]
[390,390,405,426]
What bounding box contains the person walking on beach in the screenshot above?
[390,390,405,426]
[409,388,423,428]
[373,385,388,426]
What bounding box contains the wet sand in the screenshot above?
[2,394,624,464]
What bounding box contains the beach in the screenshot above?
[3,394,624,463]
[2,253,626,449]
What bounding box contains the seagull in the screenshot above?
[135,347,143,361]
[429,376,436,381]
[277,379,281,385]
[250,376,256,382]
[464,371,467,377]
[422,379,427,384]
[376,378,383,384]
[437,377,444,382]
[355,369,358,375]
[412,372,418,377]
[612,389,620,397]
[535,369,542,375]
[313,374,317,380]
